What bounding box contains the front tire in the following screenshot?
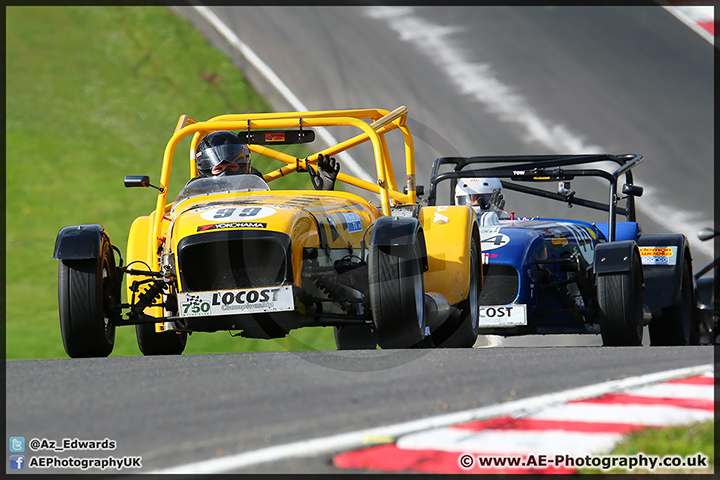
[649,260,694,346]
[597,247,644,346]
[334,324,377,350]
[368,243,427,349]
[432,232,480,347]
[58,241,118,358]
[136,320,187,355]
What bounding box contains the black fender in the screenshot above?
[369,216,428,271]
[637,234,691,311]
[593,240,641,276]
[53,224,111,261]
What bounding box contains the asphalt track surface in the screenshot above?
[173,5,714,266]
[5,347,713,473]
[6,6,716,475]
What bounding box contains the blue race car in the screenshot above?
[427,154,699,346]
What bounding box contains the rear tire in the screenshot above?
[432,232,480,347]
[597,247,644,346]
[136,320,187,355]
[334,324,377,350]
[58,241,117,358]
[368,242,427,349]
[649,260,693,346]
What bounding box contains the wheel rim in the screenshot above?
[412,249,425,333]
[101,259,115,344]
[680,266,692,341]
[469,240,479,331]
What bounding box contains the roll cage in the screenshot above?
[149,106,420,271]
[427,154,644,242]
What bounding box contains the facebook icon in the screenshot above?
[9,455,25,470]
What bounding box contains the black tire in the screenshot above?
[597,247,644,346]
[334,324,377,350]
[136,320,187,355]
[432,232,480,347]
[649,260,694,346]
[58,241,117,358]
[368,242,427,349]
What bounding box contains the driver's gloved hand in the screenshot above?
[309,153,340,191]
[487,189,505,211]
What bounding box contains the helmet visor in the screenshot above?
[197,144,250,174]
[458,193,493,209]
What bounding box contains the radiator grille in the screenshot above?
[179,238,288,292]
[480,264,519,305]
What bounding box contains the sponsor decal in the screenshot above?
[342,212,363,233]
[551,237,568,246]
[265,132,285,142]
[639,246,678,265]
[406,173,416,190]
[482,253,499,264]
[197,222,267,232]
[178,286,294,317]
[433,206,449,224]
[200,206,276,222]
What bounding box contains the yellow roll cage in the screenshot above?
[151,106,418,269]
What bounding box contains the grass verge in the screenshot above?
[578,420,714,474]
[6,6,336,359]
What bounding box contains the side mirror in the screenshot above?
[124,175,150,188]
[697,227,717,242]
[622,184,643,197]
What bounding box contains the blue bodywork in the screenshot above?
[477,217,615,335]
[427,153,694,341]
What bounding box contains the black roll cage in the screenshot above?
[426,154,643,242]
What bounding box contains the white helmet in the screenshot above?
[455,177,503,210]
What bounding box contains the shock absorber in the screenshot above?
[541,268,584,323]
[315,275,354,314]
[131,279,166,315]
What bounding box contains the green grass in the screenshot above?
[579,420,714,474]
[6,6,336,359]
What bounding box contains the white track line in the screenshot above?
[191,5,373,183]
[365,7,714,258]
[661,4,714,46]
[151,363,712,474]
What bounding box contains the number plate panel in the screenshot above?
[178,286,294,317]
[478,304,527,327]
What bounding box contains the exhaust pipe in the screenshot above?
[424,292,453,328]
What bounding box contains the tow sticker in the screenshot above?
[200,206,276,222]
[178,286,294,317]
[639,246,678,265]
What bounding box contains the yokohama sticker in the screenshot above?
[639,246,677,265]
[197,222,267,232]
[178,286,294,317]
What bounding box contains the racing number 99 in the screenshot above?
[214,207,261,219]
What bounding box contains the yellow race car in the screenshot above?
[53,107,481,357]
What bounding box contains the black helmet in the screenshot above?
[195,131,251,176]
